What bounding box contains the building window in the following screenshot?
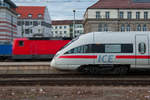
[38,21,41,25]
[30,21,32,25]
[55,33,58,37]
[0,1,2,6]
[96,11,100,19]
[30,29,32,33]
[38,29,41,33]
[119,12,124,19]
[105,12,110,19]
[60,31,62,37]
[127,12,132,19]
[75,30,77,34]
[20,21,24,25]
[33,21,38,26]
[137,24,141,31]
[126,24,131,31]
[64,26,66,29]
[136,12,140,19]
[121,24,125,32]
[17,21,21,26]
[143,24,147,31]
[25,29,30,34]
[0,1,10,8]
[38,14,42,18]
[55,26,57,29]
[144,12,148,19]
[59,26,62,29]
[28,14,32,18]
[98,24,102,32]
[104,24,108,31]
[25,21,29,26]
[17,14,21,18]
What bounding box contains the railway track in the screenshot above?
[0,74,150,86]
[0,62,150,86]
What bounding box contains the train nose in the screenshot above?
[50,59,56,68]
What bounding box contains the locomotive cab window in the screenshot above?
[65,44,91,54]
[19,41,24,47]
[138,42,146,54]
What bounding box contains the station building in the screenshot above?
[16,6,52,37]
[84,0,150,33]
[52,20,84,38]
[0,0,17,43]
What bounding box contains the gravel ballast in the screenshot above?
[0,86,150,100]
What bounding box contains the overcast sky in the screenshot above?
[12,0,98,20]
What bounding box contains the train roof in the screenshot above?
[93,31,150,36]
[78,31,150,44]
[14,37,72,41]
[81,31,150,38]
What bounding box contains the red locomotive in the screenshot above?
[12,37,71,59]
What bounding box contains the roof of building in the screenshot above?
[88,0,150,9]
[52,20,83,25]
[15,6,46,19]
[4,0,17,8]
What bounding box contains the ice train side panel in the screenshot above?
[51,32,150,71]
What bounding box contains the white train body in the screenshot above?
[51,32,150,73]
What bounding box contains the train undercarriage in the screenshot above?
[77,64,130,75]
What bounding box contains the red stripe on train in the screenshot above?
[116,55,149,59]
[59,55,97,59]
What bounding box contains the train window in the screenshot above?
[105,44,121,53]
[19,41,24,47]
[65,44,133,54]
[138,42,146,54]
[92,44,105,53]
[121,44,133,53]
[83,45,90,53]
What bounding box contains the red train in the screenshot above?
[12,37,71,60]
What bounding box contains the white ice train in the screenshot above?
[51,32,150,74]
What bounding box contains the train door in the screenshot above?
[30,42,37,58]
[135,34,149,66]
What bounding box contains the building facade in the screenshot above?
[0,0,17,44]
[16,6,52,37]
[84,0,150,33]
[52,20,84,38]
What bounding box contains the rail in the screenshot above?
[0,74,150,86]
